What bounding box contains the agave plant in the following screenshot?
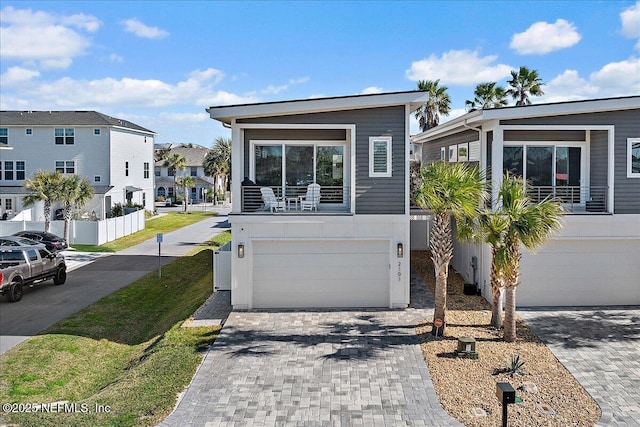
[493,354,526,377]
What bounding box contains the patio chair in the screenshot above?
[300,183,321,211]
[260,187,286,212]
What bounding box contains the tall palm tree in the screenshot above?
[163,153,186,201]
[507,66,545,106]
[176,175,196,213]
[414,161,485,335]
[22,170,63,232]
[59,175,94,243]
[494,175,563,342]
[203,137,232,203]
[465,82,509,111]
[415,79,451,131]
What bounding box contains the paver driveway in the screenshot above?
[518,307,640,427]
[159,273,463,427]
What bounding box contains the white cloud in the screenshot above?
[121,18,169,39]
[0,66,40,87]
[360,86,383,95]
[510,19,581,55]
[406,49,512,85]
[620,1,640,49]
[109,53,124,63]
[543,58,640,102]
[260,76,309,95]
[158,112,209,123]
[0,6,99,69]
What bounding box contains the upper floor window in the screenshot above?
[1,161,25,181]
[26,128,33,135]
[190,166,198,177]
[168,167,176,177]
[154,167,161,177]
[628,138,640,178]
[125,161,129,177]
[55,128,74,145]
[55,160,75,174]
[144,162,150,179]
[94,175,101,183]
[94,129,101,135]
[369,136,392,177]
[0,128,7,145]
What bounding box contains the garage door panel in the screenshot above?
[252,240,389,308]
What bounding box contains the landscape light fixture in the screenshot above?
[397,243,403,258]
[237,244,245,258]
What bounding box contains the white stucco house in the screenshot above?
[207,90,431,310]
[0,111,156,221]
[412,96,640,307]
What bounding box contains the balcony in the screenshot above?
[528,185,609,214]
[240,185,351,214]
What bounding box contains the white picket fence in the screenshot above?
[0,210,146,245]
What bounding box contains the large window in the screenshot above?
[369,136,392,177]
[0,128,7,145]
[1,161,25,181]
[628,138,640,178]
[254,145,283,186]
[55,160,75,174]
[55,128,74,145]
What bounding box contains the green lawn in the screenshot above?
[0,248,220,427]
[71,211,217,253]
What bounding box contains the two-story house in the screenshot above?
[154,144,216,203]
[0,111,156,220]
[412,96,640,307]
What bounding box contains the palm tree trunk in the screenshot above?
[503,286,517,342]
[184,185,189,213]
[490,248,503,329]
[43,201,52,233]
[63,203,72,244]
[430,211,453,335]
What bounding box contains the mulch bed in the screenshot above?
[411,250,600,427]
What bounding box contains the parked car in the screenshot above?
[1,236,42,247]
[0,246,67,302]
[12,231,68,253]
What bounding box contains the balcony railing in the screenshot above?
[527,185,608,213]
[241,185,351,213]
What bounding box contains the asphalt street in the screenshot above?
[0,208,230,353]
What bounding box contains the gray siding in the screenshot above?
[590,130,608,190]
[420,129,480,164]
[503,109,640,214]
[504,130,585,141]
[239,106,407,214]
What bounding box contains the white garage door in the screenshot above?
[252,240,389,308]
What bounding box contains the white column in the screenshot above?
[491,127,504,209]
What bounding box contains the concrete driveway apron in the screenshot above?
[518,307,640,427]
[159,272,463,427]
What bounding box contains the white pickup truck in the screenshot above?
[0,246,67,302]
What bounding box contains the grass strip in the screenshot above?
[70,211,217,253]
[0,249,220,427]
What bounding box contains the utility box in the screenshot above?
[496,382,516,405]
[213,241,231,291]
[455,337,478,359]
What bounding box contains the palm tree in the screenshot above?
[415,79,451,131]
[494,175,563,342]
[465,82,509,111]
[22,170,63,232]
[507,66,545,106]
[163,153,186,201]
[176,175,196,213]
[414,161,485,335]
[203,137,232,204]
[59,175,94,244]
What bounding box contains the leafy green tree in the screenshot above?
[414,161,485,335]
[60,175,94,243]
[203,137,231,204]
[22,170,63,232]
[465,82,509,111]
[414,79,451,131]
[507,66,545,106]
[176,175,196,213]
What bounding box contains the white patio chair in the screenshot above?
[260,187,286,212]
[300,183,321,211]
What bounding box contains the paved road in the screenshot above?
[0,209,230,354]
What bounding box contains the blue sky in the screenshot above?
[1,1,639,147]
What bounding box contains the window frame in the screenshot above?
[627,138,640,178]
[26,128,33,135]
[55,128,75,145]
[368,136,392,178]
[0,128,7,145]
[55,160,75,174]
[144,162,150,179]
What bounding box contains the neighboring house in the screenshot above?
[207,90,430,310]
[0,111,156,220]
[412,96,640,306]
[154,144,215,203]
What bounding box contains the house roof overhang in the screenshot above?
[411,95,640,143]
[207,90,431,124]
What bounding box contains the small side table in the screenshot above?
[286,197,299,211]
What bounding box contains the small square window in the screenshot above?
[369,136,392,177]
[94,129,101,135]
[94,176,101,183]
[26,129,33,135]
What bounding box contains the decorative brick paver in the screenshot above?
[518,307,640,427]
[159,272,463,426]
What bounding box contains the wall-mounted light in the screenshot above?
[397,243,404,258]
[238,244,245,258]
